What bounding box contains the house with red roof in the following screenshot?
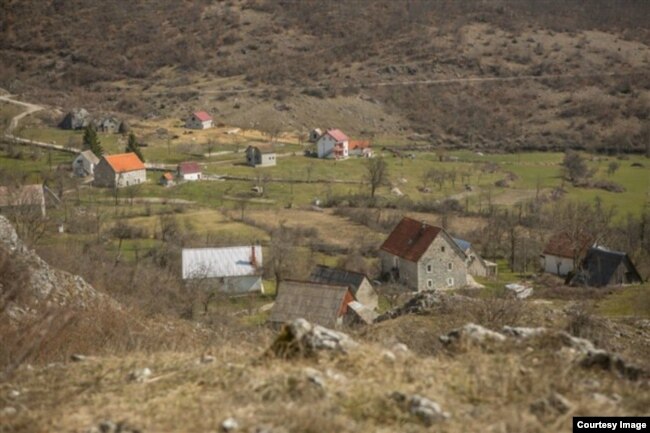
[540,231,594,276]
[316,128,349,159]
[185,111,213,129]
[379,217,468,291]
[177,161,202,181]
[93,153,146,188]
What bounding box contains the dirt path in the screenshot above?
[0,91,78,154]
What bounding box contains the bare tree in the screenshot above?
[365,156,388,198]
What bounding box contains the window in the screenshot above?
[448,262,453,271]
[447,277,454,287]
[426,263,433,273]
[441,246,445,252]
[427,279,433,289]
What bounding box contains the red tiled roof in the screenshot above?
[543,232,594,259]
[162,172,174,181]
[325,129,349,142]
[380,217,443,262]
[178,161,201,175]
[193,111,212,122]
[349,140,371,150]
[104,153,145,173]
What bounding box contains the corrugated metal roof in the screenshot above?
[268,280,352,328]
[182,246,262,279]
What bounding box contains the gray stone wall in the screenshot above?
[417,235,467,291]
[93,160,146,188]
[380,234,468,292]
[356,278,378,310]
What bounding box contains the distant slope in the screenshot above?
[1,0,648,152]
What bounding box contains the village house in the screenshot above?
[316,128,349,159]
[0,184,46,217]
[308,128,322,142]
[540,232,594,277]
[177,161,202,181]
[181,246,264,294]
[308,265,378,310]
[379,217,468,291]
[72,150,100,177]
[268,280,355,328]
[92,153,146,188]
[245,145,277,167]
[185,111,213,129]
[453,237,498,278]
[159,172,175,187]
[570,246,643,287]
[348,140,373,158]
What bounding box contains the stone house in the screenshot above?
[72,150,100,177]
[379,217,468,291]
[540,232,594,277]
[177,161,202,181]
[308,128,323,142]
[245,145,277,167]
[453,237,498,278]
[316,129,349,159]
[182,246,264,294]
[93,153,146,188]
[185,111,213,129]
[268,280,355,328]
[308,265,378,310]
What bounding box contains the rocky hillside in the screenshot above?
[1,0,649,152]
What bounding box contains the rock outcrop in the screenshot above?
[59,108,91,130]
[0,216,116,322]
[267,318,357,358]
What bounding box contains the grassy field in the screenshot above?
[596,284,650,318]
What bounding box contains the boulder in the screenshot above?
[267,319,357,358]
[375,290,442,322]
[439,323,507,347]
[59,108,90,130]
[501,326,547,339]
[86,420,141,433]
[391,392,450,426]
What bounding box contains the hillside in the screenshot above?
[1,0,649,152]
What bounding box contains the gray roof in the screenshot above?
[573,246,642,287]
[452,237,471,252]
[308,265,367,295]
[78,150,100,165]
[268,280,351,328]
[182,246,262,279]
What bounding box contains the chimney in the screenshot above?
[250,245,257,268]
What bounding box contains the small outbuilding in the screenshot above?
[308,265,378,310]
[570,246,643,287]
[72,150,100,177]
[268,280,355,328]
[540,232,594,277]
[348,140,373,158]
[245,145,276,167]
[93,153,146,188]
[185,111,213,129]
[308,128,323,142]
[160,172,175,187]
[177,161,202,181]
[453,237,498,278]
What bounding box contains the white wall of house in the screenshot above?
[356,278,378,310]
[185,116,213,130]
[316,134,348,159]
[541,254,574,276]
[181,172,201,181]
[93,160,146,188]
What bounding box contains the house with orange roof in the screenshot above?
[93,153,146,188]
[379,217,468,291]
[348,140,373,158]
[316,128,349,159]
[185,111,213,129]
